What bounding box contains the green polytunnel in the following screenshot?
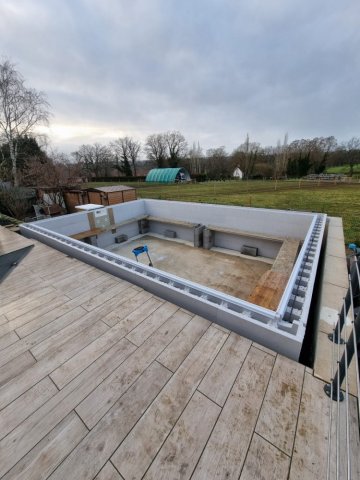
[145,167,191,183]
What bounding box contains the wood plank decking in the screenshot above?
[0,229,359,479]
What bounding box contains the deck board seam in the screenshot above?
[155,320,213,373]
[122,304,177,347]
[49,336,136,390]
[137,388,206,480]
[242,349,278,474]
[286,365,307,469]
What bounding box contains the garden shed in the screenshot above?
[63,185,137,213]
[86,186,136,205]
[145,167,190,183]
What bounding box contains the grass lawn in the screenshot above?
[84,180,360,244]
[326,164,360,175]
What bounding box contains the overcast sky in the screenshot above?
[1,0,359,154]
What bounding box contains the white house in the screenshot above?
[233,166,243,179]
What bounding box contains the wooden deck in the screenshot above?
[0,230,359,479]
[247,238,300,310]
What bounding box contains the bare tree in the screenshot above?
[187,142,204,175]
[164,131,187,167]
[231,134,261,179]
[127,138,141,176]
[205,146,230,179]
[111,136,141,176]
[343,137,360,176]
[145,133,167,168]
[72,143,113,178]
[0,60,50,186]
[273,134,289,179]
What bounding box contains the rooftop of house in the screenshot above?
[88,185,135,193]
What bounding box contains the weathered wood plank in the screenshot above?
[248,270,289,310]
[32,260,80,282]
[0,339,136,477]
[39,258,92,281]
[15,284,138,339]
[272,238,300,276]
[55,267,104,293]
[143,391,220,480]
[94,462,124,480]
[239,433,290,480]
[0,323,11,337]
[289,372,329,480]
[0,286,55,316]
[211,322,230,333]
[102,290,155,327]
[112,326,228,480]
[191,347,275,480]
[252,341,277,356]
[76,309,191,429]
[0,351,35,387]
[0,319,111,409]
[30,307,105,360]
[65,272,115,299]
[0,278,48,304]
[0,227,33,255]
[1,294,70,336]
[2,412,88,480]
[2,287,58,320]
[80,280,131,312]
[0,330,19,350]
[157,315,210,372]
[0,306,88,368]
[126,302,179,346]
[48,361,172,480]
[0,376,58,440]
[50,297,164,389]
[256,354,305,455]
[198,332,252,406]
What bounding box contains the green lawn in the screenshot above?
[326,164,360,175]
[84,180,360,244]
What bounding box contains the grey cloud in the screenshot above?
[1,0,359,152]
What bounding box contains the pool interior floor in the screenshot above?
[106,235,271,300]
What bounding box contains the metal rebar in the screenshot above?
[355,258,360,288]
[328,258,359,344]
[336,316,340,479]
[342,295,351,480]
[326,321,336,480]
[349,265,360,425]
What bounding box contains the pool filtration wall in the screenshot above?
[20,200,326,361]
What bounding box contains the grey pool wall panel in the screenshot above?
[143,200,313,239]
[212,231,281,258]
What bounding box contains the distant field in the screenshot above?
[84,180,360,244]
[326,164,360,175]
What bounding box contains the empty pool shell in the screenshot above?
[20,199,326,361]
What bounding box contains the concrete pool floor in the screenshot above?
[106,235,271,300]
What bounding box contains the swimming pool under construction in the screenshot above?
[20,200,326,360]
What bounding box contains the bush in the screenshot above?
[0,186,36,220]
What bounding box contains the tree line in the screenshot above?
[1,59,360,189]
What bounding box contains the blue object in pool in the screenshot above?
[132,245,148,257]
[132,245,153,267]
